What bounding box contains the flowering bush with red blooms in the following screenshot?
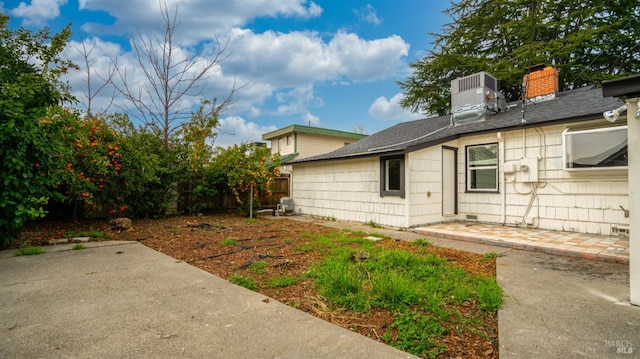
[57,113,129,217]
[0,15,76,246]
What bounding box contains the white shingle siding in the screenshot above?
[293,158,408,227]
[451,123,628,235]
[291,120,629,235]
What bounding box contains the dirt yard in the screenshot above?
[22,214,498,358]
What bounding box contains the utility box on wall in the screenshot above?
[518,157,539,182]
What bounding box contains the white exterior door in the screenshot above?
[442,147,457,216]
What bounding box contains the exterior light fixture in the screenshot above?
[603,104,627,122]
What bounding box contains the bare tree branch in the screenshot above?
[109,1,239,148]
[74,34,117,117]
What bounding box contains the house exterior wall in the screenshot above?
[295,133,353,159]
[269,135,295,156]
[497,123,628,235]
[292,158,408,227]
[268,133,355,159]
[406,121,629,235]
[292,119,629,235]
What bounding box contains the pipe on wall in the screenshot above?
[497,131,507,225]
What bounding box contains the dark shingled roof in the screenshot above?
[292,86,622,164]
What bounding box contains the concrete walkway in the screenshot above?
[1,216,638,358]
[0,241,416,359]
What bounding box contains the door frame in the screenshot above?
[442,146,458,216]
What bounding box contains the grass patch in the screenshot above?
[306,243,503,356]
[15,246,45,256]
[267,275,300,288]
[248,261,268,274]
[293,243,314,252]
[246,218,258,224]
[412,238,432,246]
[227,274,257,290]
[479,251,501,264]
[67,229,110,239]
[367,220,383,228]
[220,238,237,246]
[72,244,87,250]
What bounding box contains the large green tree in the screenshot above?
[399,0,640,116]
[0,15,75,245]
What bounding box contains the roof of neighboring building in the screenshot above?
[292,86,623,164]
[279,152,299,164]
[261,124,368,141]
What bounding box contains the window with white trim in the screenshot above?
[466,143,498,192]
[563,126,627,170]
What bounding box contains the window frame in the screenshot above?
[380,154,405,198]
[465,143,499,193]
[562,125,628,171]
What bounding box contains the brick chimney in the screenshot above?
[523,64,559,100]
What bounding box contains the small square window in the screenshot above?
[466,143,498,192]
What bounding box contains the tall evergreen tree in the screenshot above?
[399,0,640,116]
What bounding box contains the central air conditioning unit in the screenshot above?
[275,197,294,215]
[451,72,506,125]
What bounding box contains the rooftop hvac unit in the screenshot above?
[275,197,294,215]
[451,72,506,125]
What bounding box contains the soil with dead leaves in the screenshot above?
[23,214,498,358]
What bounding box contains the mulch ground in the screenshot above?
[20,214,498,358]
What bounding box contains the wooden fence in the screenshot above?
[177,175,290,212]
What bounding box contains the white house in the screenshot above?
[290,67,630,236]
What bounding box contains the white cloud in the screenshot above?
[301,112,320,126]
[79,0,322,44]
[10,0,67,26]
[226,29,409,85]
[216,116,276,148]
[52,1,414,146]
[354,4,381,26]
[368,93,423,121]
[328,32,409,82]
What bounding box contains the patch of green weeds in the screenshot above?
[88,230,107,239]
[477,277,503,312]
[246,218,258,224]
[227,274,257,290]
[412,238,432,246]
[15,245,45,256]
[268,275,300,288]
[306,242,503,356]
[72,244,87,250]
[248,261,268,274]
[67,229,110,240]
[479,251,500,264]
[220,238,237,246]
[282,237,294,244]
[385,310,447,358]
[294,244,314,252]
[367,220,383,228]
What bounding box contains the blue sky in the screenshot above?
[2,0,451,146]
